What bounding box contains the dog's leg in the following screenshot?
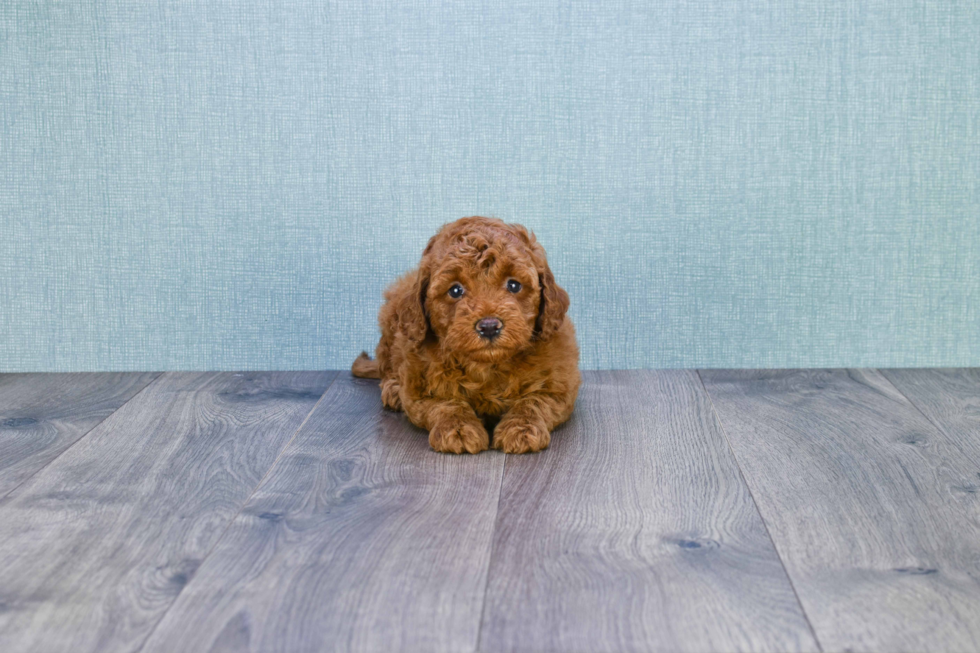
[402,396,489,454]
[493,393,573,454]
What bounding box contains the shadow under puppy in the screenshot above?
[352,216,580,454]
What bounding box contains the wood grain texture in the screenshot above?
[0,372,159,497]
[881,369,980,450]
[142,373,505,653]
[0,371,335,653]
[479,370,817,653]
[700,369,980,653]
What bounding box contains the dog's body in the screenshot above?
[352,217,580,454]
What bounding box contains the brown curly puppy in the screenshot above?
[352,216,580,454]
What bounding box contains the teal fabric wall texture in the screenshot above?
[1,1,978,371]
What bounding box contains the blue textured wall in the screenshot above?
[2,1,978,371]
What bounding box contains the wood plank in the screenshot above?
[479,370,817,653]
[700,369,980,653]
[0,371,335,653]
[0,372,159,497]
[881,369,980,450]
[141,373,505,653]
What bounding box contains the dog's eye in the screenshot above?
[448,283,465,299]
[506,279,522,293]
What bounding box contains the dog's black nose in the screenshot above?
[475,317,503,340]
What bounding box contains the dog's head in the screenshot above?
[402,217,569,362]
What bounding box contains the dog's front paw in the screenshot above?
[429,418,489,454]
[380,378,402,411]
[493,419,551,454]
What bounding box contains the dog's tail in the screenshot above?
[351,351,381,379]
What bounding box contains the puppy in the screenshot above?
[352,216,580,454]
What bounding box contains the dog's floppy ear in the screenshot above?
[399,239,436,345]
[401,268,431,344]
[533,249,570,341]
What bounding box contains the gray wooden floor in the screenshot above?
[0,370,978,653]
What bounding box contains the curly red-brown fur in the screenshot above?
[352,216,580,454]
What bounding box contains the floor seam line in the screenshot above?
[876,368,980,473]
[473,451,508,653]
[0,372,164,502]
[874,368,960,445]
[132,370,341,653]
[695,369,825,653]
